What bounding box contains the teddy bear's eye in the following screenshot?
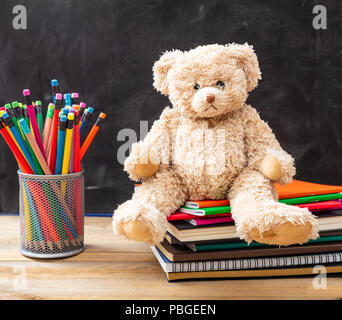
[216,81,225,88]
[194,83,200,90]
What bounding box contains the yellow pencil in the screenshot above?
[61,114,74,197]
[62,113,74,175]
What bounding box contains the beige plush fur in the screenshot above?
[113,43,319,246]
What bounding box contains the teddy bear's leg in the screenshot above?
[113,168,187,245]
[229,168,319,246]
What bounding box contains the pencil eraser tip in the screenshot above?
[2,112,9,119]
[80,102,86,108]
[67,113,75,120]
[51,79,58,86]
[71,92,79,98]
[35,100,42,106]
[19,119,30,134]
[48,103,55,108]
[100,112,107,119]
[23,89,30,96]
[55,93,62,100]
[4,103,11,109]
[88,107,94,113]
[60,115,67,122]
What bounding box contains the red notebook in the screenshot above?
[186,216,234,226]
[297,200,342,212]
[168,212,231,221]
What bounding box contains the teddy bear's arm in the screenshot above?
[124,107,178,181]
[242,105,295,185]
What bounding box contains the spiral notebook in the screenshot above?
[151,246,342,273]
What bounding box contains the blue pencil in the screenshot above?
[55,115,67,175]
[64,93,71,107]
[80,107,94,139]
[51,79,59,104]
[2,112,38,174]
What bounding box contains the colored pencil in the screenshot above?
[2,112,38,173]
[80,107,94,139]
[55,115,67,175]
[5,103,22,137]
[22,104,30,126]
[19,119,52,175]
[43,103,54,152]
[68,109,75,173]
[73,111,81,173]
[80,112,106,159]
[0,119,33,174]
[23,90,47,161]
[79,102,86,120]
[62,113,74,174]
[71,93,79,105]
[35,100,43,140]
[0,111,24,160]
[64,93,71,106]
[51,79,59,104]
[48,93,63,173]
[12,101,26,142]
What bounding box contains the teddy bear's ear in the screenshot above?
[153,50,182,95]
[226,43,262,92]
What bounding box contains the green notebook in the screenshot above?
[179,193,342,216]
[179,205,231,216]
[279,193,342,205]
[192,235,342,252]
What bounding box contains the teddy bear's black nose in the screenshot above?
[207,93,215,103]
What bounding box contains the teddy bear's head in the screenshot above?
[153,43,261,119]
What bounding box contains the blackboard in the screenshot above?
[0,0,341,213]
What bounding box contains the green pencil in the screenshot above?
[4,103,21,136]
[35,100,43,140]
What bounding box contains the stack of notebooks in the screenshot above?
[148,180,342,281]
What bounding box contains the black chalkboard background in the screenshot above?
[0,0,341,213]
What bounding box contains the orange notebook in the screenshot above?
[137,180,342,204]
[276,180,342,199]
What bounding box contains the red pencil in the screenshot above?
[0,120,33,174]
[48,93,63,173]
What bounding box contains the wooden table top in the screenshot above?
[1,215,342,300]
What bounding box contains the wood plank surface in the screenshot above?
[0,215,342,300]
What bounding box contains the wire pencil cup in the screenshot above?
[18,170,84,259]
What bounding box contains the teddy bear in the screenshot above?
[113,43,319,246]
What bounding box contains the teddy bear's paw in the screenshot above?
[250,221,315,246]
[134,144,160,178]
[260,154,282,182]
[241,204,319,246]
[124,142,160,180]
[121,220,154,243]
[113,200,167,245]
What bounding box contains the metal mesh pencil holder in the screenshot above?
[18,170,85,259]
